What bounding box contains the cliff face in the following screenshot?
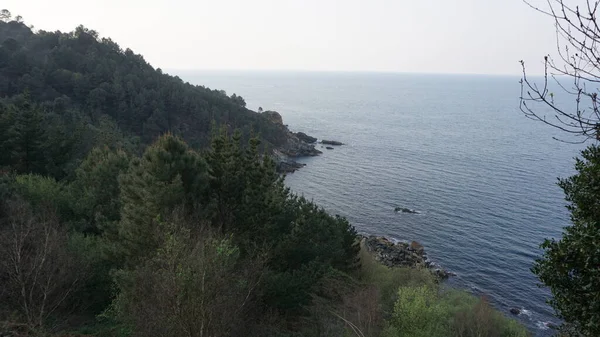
[279,133,322,157]
[262,111,284,125]
[257,110,321,172]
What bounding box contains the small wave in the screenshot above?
[394,207,421,214]
[388,237,409,245]
[535,321,555,330]
[521,308,532,317]
[468,284,480,292]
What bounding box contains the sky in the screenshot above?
[3,0,559,75]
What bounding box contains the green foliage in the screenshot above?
[0,19,290,154]
[13,173,72,220]
[0,101,17,168]
[532,145,600,336]
[70,146,130,234]
[205,129,360,313]
[1,97,48,175]
[0,95,87,180]
[116,133,209,267]
[67,233,115,315]
[383,285,448,337]
[0,15,530,337]
[382,287,529,337]
[110,225,263,337]
[358,242,436,313]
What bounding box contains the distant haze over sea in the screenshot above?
[175,70,582,336]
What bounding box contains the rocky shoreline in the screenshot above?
[274,130,321,173]
[361,235,455,280]
[263,110,331,173]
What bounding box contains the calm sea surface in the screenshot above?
[174,70,583,336]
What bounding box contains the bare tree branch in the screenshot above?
[521,0,600,142]
[0,199,85,329]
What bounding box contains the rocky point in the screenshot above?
[362,235,455,280]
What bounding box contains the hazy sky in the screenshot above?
[4,0,559,75]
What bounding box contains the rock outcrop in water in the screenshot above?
[295,132,317,143]
[263,111,322,173]
[362,235,454,280]
[321,139,344,146]
[273,149,306,173]
[280,132,322,157]
[395,207,419,214]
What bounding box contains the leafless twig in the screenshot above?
[521,0,600,142]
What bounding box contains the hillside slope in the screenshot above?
[0,21,291,149]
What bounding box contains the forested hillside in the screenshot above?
[0,13,528,337]
[0,19,289,179]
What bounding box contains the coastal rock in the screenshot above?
[362,235,453,280]
[510,308,521,315]
[280,132,322,157]
[276,160,305,173]
[273,149,306,173]
[326,146,334,150]
[410,241,425,254]
[263,110,283,125]
[295,132,317,143]
[265,111,321,171]
[432,268,456,280]
[395,207,419,214]
[321,140,344,146]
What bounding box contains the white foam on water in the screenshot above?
[535,321,551,330]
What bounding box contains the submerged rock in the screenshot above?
[321,140,344,146]
[395,207,419,214]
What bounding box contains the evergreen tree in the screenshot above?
[533,145,600,336]
[11,96,48,175]
[117,133,209,266]
[71,146,130,234]
[0,102,17,169]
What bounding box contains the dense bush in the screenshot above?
[110,224,264,337]
[382,287,528,337]
[533,145,600,336]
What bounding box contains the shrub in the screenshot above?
[357,242,435,313]
[0,198,87,329]
[382,286,529,337]
[109,225,263,337]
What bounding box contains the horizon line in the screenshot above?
[166,68,536,78]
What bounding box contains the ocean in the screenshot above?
[174,70,583,336]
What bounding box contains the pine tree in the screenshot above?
[71,146,130,234]
[11,97,48,175]
[0,101,17,169]
[117,133,209,266]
